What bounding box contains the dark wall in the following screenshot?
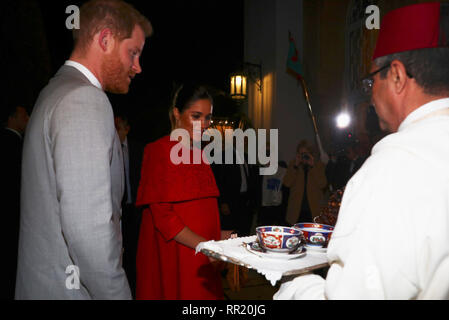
[1,0,53,114]
[3,0,244,144]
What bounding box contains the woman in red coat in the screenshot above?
[135,84,223,300]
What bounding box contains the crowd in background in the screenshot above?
[211,134,373,236]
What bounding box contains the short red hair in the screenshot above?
[73,0,152,54]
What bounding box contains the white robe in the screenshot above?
[274,98,449,300]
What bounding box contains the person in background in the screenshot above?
[210,145,236,239]
[114,114,144,299]
[0,102,29,300]
[214,144,258,237]
[257,160,288,227]
[135,84,224,300]
[16,0,152,299]
[275,2,449,299]
[283,140,327,226]
[326,138,368,191]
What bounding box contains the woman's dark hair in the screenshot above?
[169,83,213,130]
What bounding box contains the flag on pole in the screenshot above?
[315,133,329,165]
[286,31,329,165]
[286,31,303,80]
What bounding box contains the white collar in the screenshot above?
[5,127,22,139]
[398,97,449,131]
[64,60,103,90]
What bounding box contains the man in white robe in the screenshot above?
[274,2,449,300]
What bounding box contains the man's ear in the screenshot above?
[98,28,115,53]
[389,60,408,94]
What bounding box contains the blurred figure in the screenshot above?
[283,140,327,225]
[114,114,144,299]
[214,144,258,237]
[326,138,368,191]
[257,160,288,227]
[0,103,29,300]
[356,132,372,159]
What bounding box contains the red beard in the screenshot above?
[101,51,133,94]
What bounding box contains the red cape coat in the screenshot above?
[135,135,223,300]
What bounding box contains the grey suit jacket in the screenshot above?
[15,65,132,299]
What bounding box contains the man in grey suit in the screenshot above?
[15,0,152,299]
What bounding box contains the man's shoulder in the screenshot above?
[374,119,449,155]
[360,124,449,181]
[39,66,105,106]
[32,72,111,134]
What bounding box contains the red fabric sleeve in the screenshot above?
[150,203,185,241]
[136,136,219,206]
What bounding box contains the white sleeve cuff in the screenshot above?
[273,274,326,300]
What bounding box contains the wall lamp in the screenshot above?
[230,62,262,100]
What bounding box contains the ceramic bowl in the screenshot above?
[293,223,334,248]
[255,226,304,253]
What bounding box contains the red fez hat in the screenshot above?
[372,2,449,60]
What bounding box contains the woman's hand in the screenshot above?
[175,227,225,266]
[220,230,235,240]
[174,226,207,250]
[208,256,218,263]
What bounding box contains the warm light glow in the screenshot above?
[236,76,242,86]
[230,74,247,99]
[336,112,351,128]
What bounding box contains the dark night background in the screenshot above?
[1,0,244,143]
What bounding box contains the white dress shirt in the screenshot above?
[64,60,102,90]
